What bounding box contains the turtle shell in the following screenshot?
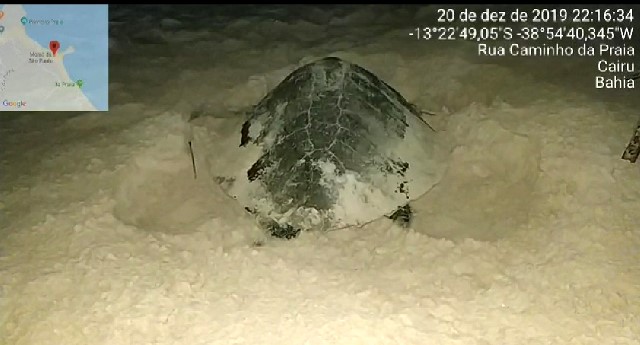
[208,57,444,238]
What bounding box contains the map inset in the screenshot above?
[0,4,108,111]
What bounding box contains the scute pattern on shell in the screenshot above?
[226,56,438,238]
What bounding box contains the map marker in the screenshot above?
[77,80,83,88]
[49,40,60,56]
[0,11,5,20]
[21,16,27,25]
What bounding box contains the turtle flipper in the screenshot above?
[386,204,413,228]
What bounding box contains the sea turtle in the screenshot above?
[192,57,445,239]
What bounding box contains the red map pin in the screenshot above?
[49,40,60,56]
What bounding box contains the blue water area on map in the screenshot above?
[23,5,109,110]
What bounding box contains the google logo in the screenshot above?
[2,100,27,108]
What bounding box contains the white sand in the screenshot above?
[1,5,639,345]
